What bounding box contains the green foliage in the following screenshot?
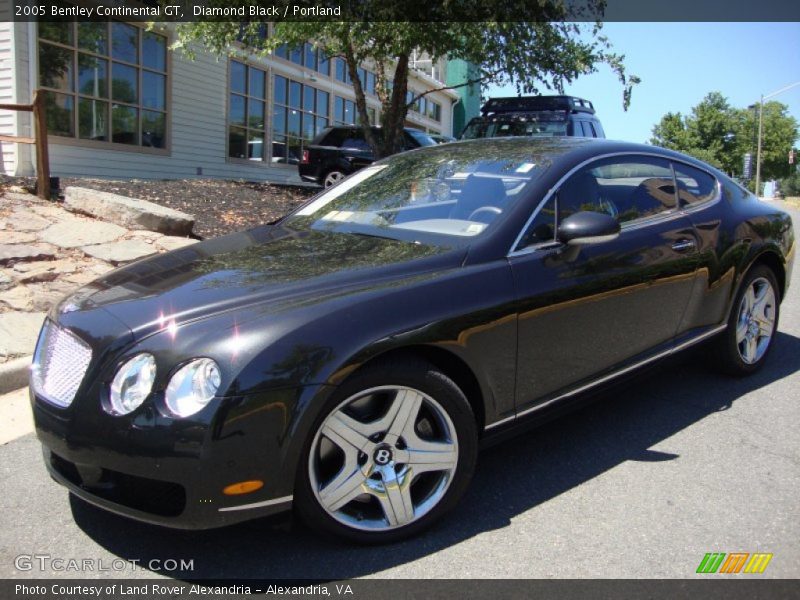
[650,92,799,181]
[780,169,800,196]
[173,3,639,157]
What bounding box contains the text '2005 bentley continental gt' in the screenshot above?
[31,138,794,543]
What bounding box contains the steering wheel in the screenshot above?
[468,206,502,223]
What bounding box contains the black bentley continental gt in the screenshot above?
[31,138,794,543]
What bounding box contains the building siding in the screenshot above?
[0,16,15,175]
[12,26,457,182]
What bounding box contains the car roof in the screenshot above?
[325,125,426,132]
[443,136,721,174]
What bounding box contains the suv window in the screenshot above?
[340,130,371,152]
[317,127,385,152]
[405,129,437,148]
[318,128,348,147]
[673,163,717,206]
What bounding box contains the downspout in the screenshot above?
[450,95,461,139]
[16,21,37,175]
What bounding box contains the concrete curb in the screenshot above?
[0,356,30,395]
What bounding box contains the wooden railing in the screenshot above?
[0,90,51,200]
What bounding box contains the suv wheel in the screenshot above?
[323,170,347,187]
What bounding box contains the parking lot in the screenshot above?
[1,204,798,580]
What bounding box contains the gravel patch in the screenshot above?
[1,176,317,239]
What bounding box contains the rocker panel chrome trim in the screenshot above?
[485,324,727,430]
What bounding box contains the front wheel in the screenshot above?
[713,265,780,376]
[295,358,478,543]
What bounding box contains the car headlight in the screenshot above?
[165,358,221,418]
[108,353,156,415]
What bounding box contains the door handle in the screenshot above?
[671,239,696,252]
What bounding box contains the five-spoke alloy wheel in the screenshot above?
[736,276,777,365]
[714,264,780,375]
[323,170,346,187]
[296,359,477,543]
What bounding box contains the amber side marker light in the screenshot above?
[223,480,264,495]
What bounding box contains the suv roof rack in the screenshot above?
[480,95,595,115]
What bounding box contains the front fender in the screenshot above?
[229,259,518,429]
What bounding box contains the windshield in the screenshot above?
[283,139,560,246]
[461,118,568,139]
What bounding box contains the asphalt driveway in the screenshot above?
[1,203,797,580]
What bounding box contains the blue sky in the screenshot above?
[485,22,800,145]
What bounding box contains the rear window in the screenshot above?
[316,127,386,150]
[405,130,437,147]
[316,128,347,147]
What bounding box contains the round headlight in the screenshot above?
[165,358,221,418]
[109,353,156,415]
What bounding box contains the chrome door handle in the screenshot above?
[671,239,696,252]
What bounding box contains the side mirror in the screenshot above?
[557,211,620,246]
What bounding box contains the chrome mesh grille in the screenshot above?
[31,320,92,408]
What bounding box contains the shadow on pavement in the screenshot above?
[70,332,800,580]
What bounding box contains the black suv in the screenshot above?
[299,126,436,187]
[460,95,605,140]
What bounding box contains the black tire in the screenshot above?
[322,169,347,188]
[712,264,781,376]
[294,356,478,544]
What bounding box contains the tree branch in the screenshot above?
[405,68,502,108]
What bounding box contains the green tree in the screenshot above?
[650,92,798,183]
[743,102,799,182]
[649,111,690,151]
[174,2,639,157]
[779,165,800,197]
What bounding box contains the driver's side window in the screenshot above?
[517,156,678,250]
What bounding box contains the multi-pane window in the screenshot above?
[333,59,376,95]
[404,89,441,122]
[428,100,441,122]
[334,58,350,84]
[228,60,268,161]
[273,75,329,164]
[334,95,356,125]
[38,21,168,148]
[334,97,377,125]
[275,43,330,76]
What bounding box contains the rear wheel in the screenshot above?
[323,170,347,187]
[295,358,478,543]
[713,265,780,375]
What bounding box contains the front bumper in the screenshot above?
[33,384,329,530]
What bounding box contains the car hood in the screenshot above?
[55,225,465,339]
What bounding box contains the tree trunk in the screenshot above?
[343,41,380,158]
[381,53,410,158]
